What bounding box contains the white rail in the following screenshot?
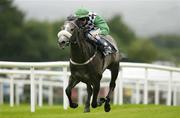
[0,61,180,112]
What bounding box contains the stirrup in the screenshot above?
[103,50,112,56]
[103,47,113,56]
[103,51,109,56]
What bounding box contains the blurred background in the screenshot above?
[0,0,180,107]
[0,0,180,65]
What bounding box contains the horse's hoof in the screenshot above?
[97,98,106,106]
[84,108,90,113]
[91,102,97,108]
[70,103,78,108]
[104,102,111,112]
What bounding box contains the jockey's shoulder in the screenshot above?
[94,15,107,25]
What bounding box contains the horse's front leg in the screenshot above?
[65,75,80,108]
[84,84,92,112]
[91,80,100,108]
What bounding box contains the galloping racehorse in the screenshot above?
[57,19,121,112]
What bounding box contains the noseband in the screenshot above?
[58,21,80,46]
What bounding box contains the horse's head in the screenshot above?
[57,20,77,48]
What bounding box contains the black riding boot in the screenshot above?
[96,39,111,56]
[96,36,117,56]
[87,33,116,56]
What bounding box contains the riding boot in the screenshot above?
[87,33,116,56]
[95,36,115,56]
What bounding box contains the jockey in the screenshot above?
[73,8,116,56]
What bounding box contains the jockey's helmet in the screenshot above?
[75,8,89,18]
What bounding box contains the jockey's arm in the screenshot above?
[94,15,109,35]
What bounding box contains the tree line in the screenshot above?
[0,0,179,66]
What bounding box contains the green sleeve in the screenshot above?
[94,15,109,35]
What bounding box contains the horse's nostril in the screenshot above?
[61,41,65,44]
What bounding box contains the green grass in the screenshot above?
[0,104,180,118]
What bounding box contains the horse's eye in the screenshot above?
[70,29,74,31]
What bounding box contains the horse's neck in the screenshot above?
[70,38,95,63]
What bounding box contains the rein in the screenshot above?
[59,20,98,66]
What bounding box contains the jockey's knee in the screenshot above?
[86,33,96,41]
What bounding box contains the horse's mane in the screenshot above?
[72,28,96,49]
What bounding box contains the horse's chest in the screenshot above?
[74,71,89,79]
[70,64,101,83]
[71,68,93,82]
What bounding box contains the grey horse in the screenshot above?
[57,20,121,112]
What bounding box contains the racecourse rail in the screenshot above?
[0,61,180,112]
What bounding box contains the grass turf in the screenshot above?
[0,104,180,118]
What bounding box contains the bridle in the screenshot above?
[57,21,79,45]
[58,20,98,66]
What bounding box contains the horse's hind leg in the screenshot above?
[66,75,80,108]
[105,63,119,112]
[84,84,92,112]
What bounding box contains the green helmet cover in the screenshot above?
[75,8,89,18]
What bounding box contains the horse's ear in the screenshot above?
[67,15,77,21]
